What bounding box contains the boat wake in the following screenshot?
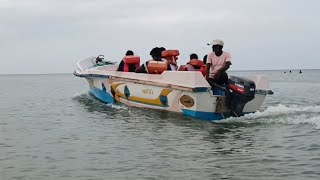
[73,91,320,129]
[221,104,320,129]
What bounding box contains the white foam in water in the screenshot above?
[72,90,89,97]
[221,104,320,129]
[107,103,128,110]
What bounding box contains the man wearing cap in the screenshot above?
[206,39,231,86]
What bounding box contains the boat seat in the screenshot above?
[123,56,140,72]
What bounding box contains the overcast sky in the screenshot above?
[0,0,319,74]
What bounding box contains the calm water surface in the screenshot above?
[1,70,320,180]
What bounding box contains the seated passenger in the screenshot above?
[190,53,198,60]
[135,47,167,73]
[184,53,204,71]
[117,50,136,72]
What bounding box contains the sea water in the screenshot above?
[1,70,320,180]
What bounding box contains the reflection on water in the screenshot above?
[73,93,243,135]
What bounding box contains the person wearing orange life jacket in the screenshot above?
[117,50,136,72]
[184,53,205,71]
[206,39,231,86]
[135,47,177,73]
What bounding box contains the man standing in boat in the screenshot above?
[206,39,231,86]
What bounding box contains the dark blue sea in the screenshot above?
[1,69,320,180]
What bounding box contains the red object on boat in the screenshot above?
[161,50,180,57]
[200,65,206,76]
[123,56,140,72]
[147,60,168,74]
[189,59,205,67]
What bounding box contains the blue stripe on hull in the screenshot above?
[182,109,224,121]
[89,87,115,104]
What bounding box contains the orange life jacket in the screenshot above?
[123,56,140,72]
[186,59,206,76]
[162,50,179,65]
[147,60,168,74]
[200,65,206,76]
[189,59,205,68]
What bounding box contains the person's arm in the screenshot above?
[135,62,148,73]
[206,53,212,80]
[117,60,124,71]
[214,61,230,80]
[216,53,231,74]
[219,61,231,72]
[206,63,211,80]
[135,65,146,73]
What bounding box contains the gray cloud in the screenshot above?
[0,0,319,74]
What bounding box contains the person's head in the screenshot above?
[150,47,159,59]
[203,55,208,64]
[212,45,223,53]
[150,47,166,61]
[159,47,166,52]
[125,50,134,56]
[190,53,198,60]
[208,39,224,55]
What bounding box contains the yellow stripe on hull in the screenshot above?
[111,83,172,107]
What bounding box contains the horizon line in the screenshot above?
[0,68,317,75]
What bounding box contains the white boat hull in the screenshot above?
[75,57,272,121]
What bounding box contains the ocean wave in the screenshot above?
[221,104,320,129]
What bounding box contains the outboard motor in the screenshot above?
[227,76,256,117]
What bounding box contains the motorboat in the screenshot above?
[74,51,273,121]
